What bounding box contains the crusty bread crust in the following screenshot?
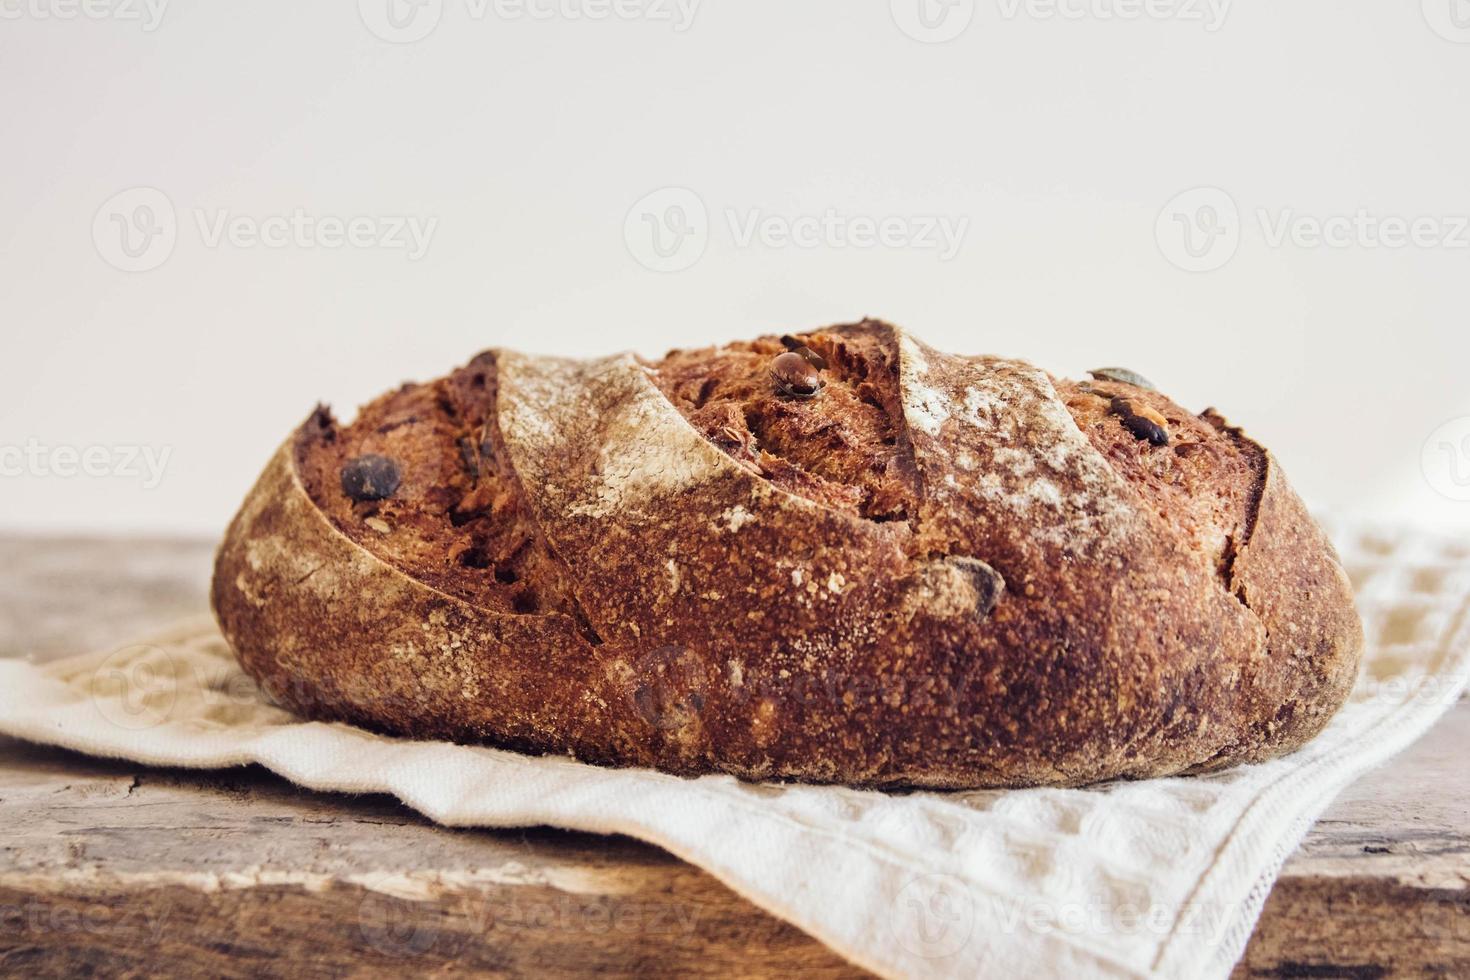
[211,321,1362,788]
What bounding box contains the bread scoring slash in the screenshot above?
[211,320,1362,789]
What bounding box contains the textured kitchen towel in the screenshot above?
[1,521,1466,979]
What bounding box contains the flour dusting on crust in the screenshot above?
[897,333,951,437]
[498,352,728,521]
[895,333,1142,556]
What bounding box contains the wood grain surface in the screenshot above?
[0,535,1465,978]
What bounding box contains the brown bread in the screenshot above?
[211,320,1363,788]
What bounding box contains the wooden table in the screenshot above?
[1,535,1465,978]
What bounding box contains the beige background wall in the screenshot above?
[2,2,1468,533]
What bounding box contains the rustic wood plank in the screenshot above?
[0,535,1465,977]
[0,534,214,663]
[0,739,858,979]
[1231,701,1470,979]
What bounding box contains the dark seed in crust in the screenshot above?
[770,351,823,399]
[778,334,828,370]
[1122,414,1169,446]
[340,454,402,501]
[949,555,1005,619]
[457,436,480,479]
[1110,397,1170,446]
[1089,367,1157,391]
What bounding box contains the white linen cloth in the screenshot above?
[1,521,1466,979]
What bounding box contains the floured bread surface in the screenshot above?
[215,319,1363,788]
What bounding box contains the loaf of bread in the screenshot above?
[211,320,1362,788]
